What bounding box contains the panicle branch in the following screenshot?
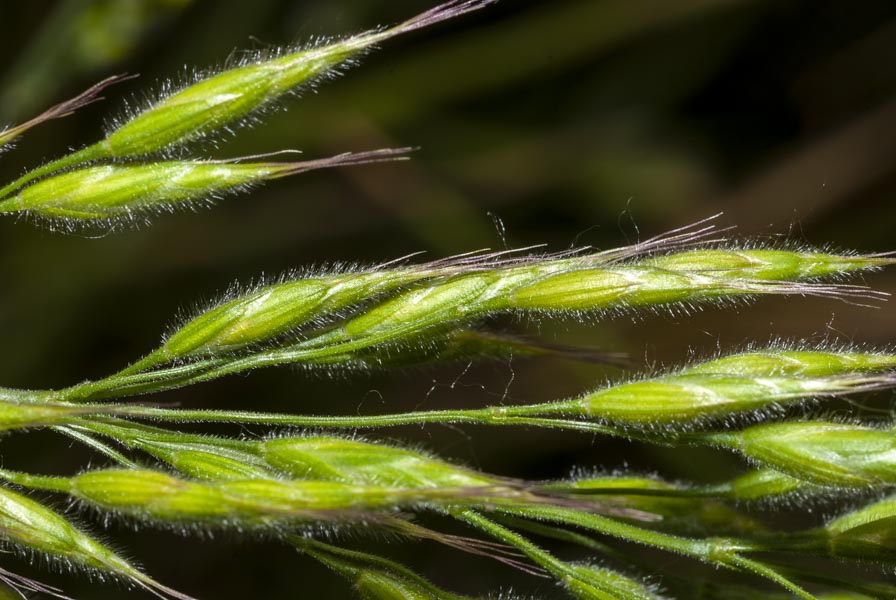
[105,347,896,435]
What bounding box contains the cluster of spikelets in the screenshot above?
[2,1,896,599]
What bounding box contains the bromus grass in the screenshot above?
[1,1,895,598]
[0,149,410,224]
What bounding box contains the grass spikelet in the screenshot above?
[95,0,494,157]
[319,249,887,349]
[154,256,451,363]
[681,347,896,377]
[0,1,493,199]
[809,494,896,562]
[0,484,190,599]
[133,441,273,481]
[42,240,892,402]
[2,0,895,593]
[639,248,891,281]
[0,467,541,528]
[0,148,408,228]
[571,372,887,428]
[260,436,496,489]
[708,421,896,488]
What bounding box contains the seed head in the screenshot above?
[508,249,887,311]
[303,249,887,358]
[531,349,896,427]
[682,349,896,377]
[0,149,407,226]
[575,373,878,427]
[137,441,272,481]
[0,485,188,599]
[723,469,805,501]
[162,264,427,360]
[0,2,494,203]
[823,495,896,561]
[78,1,495,160]
[713,422,896,487]
[261,436,494,488]
[64,469,506,525]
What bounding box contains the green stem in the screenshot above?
[457,509,665,600]
[108,349,173,378]
[57,357,228,401]
[490,504,814,599]
[291,536,473,600]
[489,513,620,556]
[111,403,623,435]
[62,325,554,401]
[455,509,567,576]
[74,417,255,453]
[725,555,816,600]
[53,425,141,469]
[0,386,54,402]
[0,468,71,493]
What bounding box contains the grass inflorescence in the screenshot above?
[1,1,895,598]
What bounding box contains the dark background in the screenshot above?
[1,0,896,597]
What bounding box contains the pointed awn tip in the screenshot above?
[395,0,499,35]
[273,147,414,177]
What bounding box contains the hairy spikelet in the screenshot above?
[709,421,896,488]
[307,248,887,354]
[0,1,494,201]
[3,0,896,596]
[260,436,495,488]
[36,235,892,403]
[96,1,495,157]
[0,485,189,599]
[817,495,896,561]
[0,149,408,227]
[0,467,541,529]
